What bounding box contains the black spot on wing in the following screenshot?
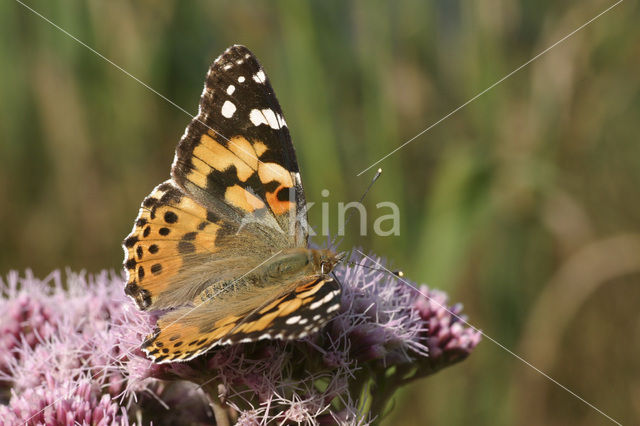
[178,241,195,254]
[143,198,157,209]
[206,211,220,223]
[183,232,197,241]
[124,236,138,248]
[164,211,178,224]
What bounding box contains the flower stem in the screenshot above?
[210,400,231,426]
[203,381,231,426]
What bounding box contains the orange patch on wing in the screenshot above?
[276,297,302,317]
[195,134,254,182]
[228,136,259,169]
[208,322,237,340]
[225,185,265,211]
[154,321,200,343]
[236,311,279,333]
[187,156,212,188]
[258,162,293,187]
[253,141,268,157]
[177,197,211,219]
[266,184,294,215]
[213,314,242,328]
[294,281,325,300]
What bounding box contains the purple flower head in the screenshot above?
[0,248,480,424]
[329,251,430,368]
[413,285,482,375]
[0,271,155,425]
[0,374,128,425]
[0,271,60,375]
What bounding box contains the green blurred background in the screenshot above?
[1,1,638,424]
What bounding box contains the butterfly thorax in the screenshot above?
[266,248,340,279]
[197,248,338,303]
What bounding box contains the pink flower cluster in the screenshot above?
[0,270,150,425]
[0,251,480,425]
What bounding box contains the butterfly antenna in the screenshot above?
[330,168,382,248]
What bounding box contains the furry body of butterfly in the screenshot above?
[197,248,340,303]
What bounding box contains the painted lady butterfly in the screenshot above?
[122,45,342,363]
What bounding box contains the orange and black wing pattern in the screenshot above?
[171,45,309,246]
[142,277,341,363]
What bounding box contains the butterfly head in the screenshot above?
[316,250,344,275]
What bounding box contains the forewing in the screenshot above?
[171,45,309,246]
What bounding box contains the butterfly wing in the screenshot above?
[142,277,341,363]
[124,46,309,311]
[172,44,309,246]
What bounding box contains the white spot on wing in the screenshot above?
[286,315,301,325]
[262,109,280,129]
[327,303,341,313]
[221,100,236,118]
[252,70,266,83]
[250,109,268,127]
[223,64,232,71]
[249,108,283,130]
[298,318,308,325]
[226,85,235,95]
[238,76,246,83]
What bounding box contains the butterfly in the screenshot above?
[122,45,343,363]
